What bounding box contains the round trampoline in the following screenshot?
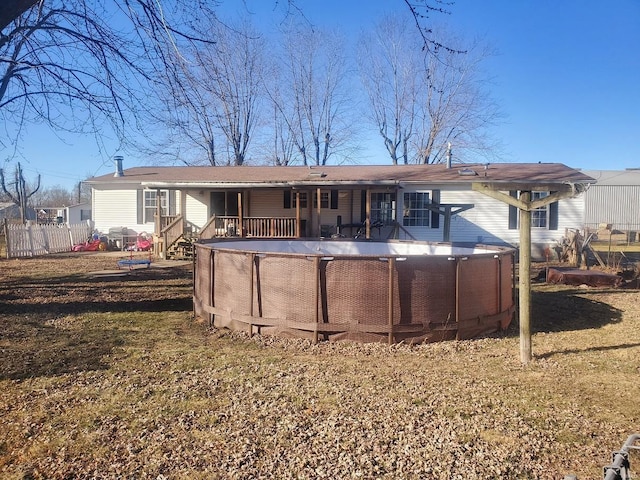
[193,239,515,344]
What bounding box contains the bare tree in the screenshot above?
[357,14,422,165]
[413,31,501,164]
[0,161,40,223]
[270,26,352,166]
[1,0,218,157]
[151,18,265,166]
[358,14,500,164]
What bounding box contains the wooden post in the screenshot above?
[519,190,532,364]
[316,187,322,237]
[314,256,320,344]
[3,218,10,258]
[443,206,452,242]
[237,192,244,237]
[295,191,301,238]
[249,253,255,337]
[366,189,371,238]
[388,257,395,345]
[155,189,162,236]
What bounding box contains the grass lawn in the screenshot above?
[0,253,639,479]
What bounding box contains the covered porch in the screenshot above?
[151,185,416,259]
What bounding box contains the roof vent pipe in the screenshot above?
[445,142,452,169]
[114,155,124,177]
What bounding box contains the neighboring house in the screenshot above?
[64,203,92,225]
[582,169,640,233]
[36,204,91,224]
[85,161,594,258]
[0,202,36,222]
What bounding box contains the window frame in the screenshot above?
[143,189,169,224]
[530,191,549,229]
[402,191,431,227]
[371,192,396,226]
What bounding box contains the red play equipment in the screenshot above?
[134,234,152,251]
[72,237,107,252]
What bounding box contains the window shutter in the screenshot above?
[137,190,143,224]
[508,191,518,230]
[330,190,338,209]
[549,192,558,230]
[430,190,440,229]
[283,190,291,209]
[360,190,367,222]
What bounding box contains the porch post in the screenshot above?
[155,188,162,236]
[237,191,244,237]
[365,188,371,239]
[295,190,301,238]
[316,187,322,237]
[156,188,165,259]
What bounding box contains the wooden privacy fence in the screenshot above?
[3,220,92,258]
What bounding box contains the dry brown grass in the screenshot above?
[1,252,639,479]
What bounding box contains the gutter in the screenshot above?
[136,180,403,189]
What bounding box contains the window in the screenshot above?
[508,191,558,230]
[403,192,430,227]
[293,192,308,209]
[531,192,548,228]
[144,190,168,223]
[371,192,396,226]
[313,191,330,209]
[285,191,331,209]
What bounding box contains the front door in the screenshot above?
[210,191,239,217]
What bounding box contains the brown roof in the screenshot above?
[85,163,595,188]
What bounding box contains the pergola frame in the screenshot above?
[472,182,586,364]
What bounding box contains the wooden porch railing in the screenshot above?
[158,214,179,231]
[244,217,297,237]
[198,216,297,239]
[159,214,184,258]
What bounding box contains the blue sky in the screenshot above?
[7,0,640,190]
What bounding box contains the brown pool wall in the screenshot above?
[193,240,515,344]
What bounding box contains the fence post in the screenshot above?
[68,224,74,250]
[2,218,9,258]
[27,223,34,257]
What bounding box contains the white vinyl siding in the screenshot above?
[92,188,139,233]
[184,190,209,229]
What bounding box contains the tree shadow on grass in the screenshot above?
[0,266,193,317]
[0,314,126,381]
[530,288,624,333]
[0,265,194,380]
[497,287,626,341]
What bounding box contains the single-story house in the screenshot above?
[36,203,92,224]
[84,160,594,259]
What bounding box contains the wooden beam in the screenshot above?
[519,191,532,364]
[425,204,474,242]
[472,182,575,194]
[472,183,578,211]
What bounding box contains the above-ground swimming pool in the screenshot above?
[194,239,515,344]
